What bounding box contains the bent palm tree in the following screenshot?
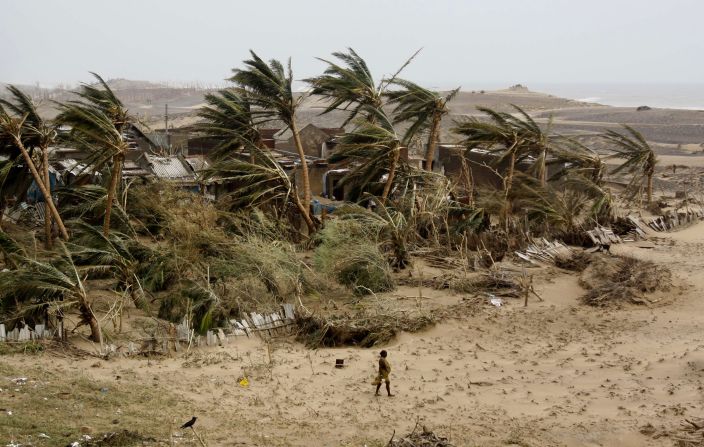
[68,220,145,308]
[603,125,657,205]
[453,111,524,228]
[0,239,102,343]
[200,145,315,231]
[56,73,131,236]
[0,110,69,240]
[330,118,402,203]
[305,48,386,126]
[229,52,313,224]
[385,80,459,171]
[1,85,66,246]
[196,88,259,160]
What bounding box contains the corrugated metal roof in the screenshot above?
[183,156,210,172]
[55,158,92,175]
[144,154,195,180]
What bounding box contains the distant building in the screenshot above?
[274,124,344,158]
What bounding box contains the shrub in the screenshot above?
[315,219,394,295]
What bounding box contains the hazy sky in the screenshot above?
[1,0,703,88]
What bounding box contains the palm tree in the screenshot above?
[0,109,69,240]
[550,137,606,185]
[229,52,313,224]
[305,48,386,126]
[603,125,657,205]
[330,119,402,204]
[68,220,145,309]
[196,88,259,160]
[0,85,68,246]
[454,105,572,228]
[200,145,315,231]
[453,110,524,228]
[56,73,131,236]
[0,239,102,343]
[385,80,459,171]
[306,49,428,204]
[514,175,596,238]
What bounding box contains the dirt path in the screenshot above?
[7,222,704,446]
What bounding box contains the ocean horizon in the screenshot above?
[522,83,704,110]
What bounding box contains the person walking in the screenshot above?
[374,350,393,397]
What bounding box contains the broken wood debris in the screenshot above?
[630,207,704,234]
[515,239,572,265]
[585,226,622,246]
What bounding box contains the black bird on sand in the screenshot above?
[180,416,197,429]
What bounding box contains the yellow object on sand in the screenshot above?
[238,377,249,388]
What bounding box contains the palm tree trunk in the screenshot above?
[503,149,517,231]
[293,192,316,233]
[647,172,653,205]
[103,153,123,236]
[539,147,547,187]
[290,120,312,217]
[42,147,53,249]
[381,145,401,204]
[424,112,441,171]
[12,136,69,240]
[460,152,474,207]
[80,298,102,344]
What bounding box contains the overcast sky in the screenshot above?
[1,0,703,88]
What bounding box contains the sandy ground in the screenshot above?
[4,221,704,446]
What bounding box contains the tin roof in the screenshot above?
[54,158,92,176]
[144,154,196,181]
[183,156,210,173]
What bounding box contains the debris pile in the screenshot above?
[389,426,454,447]
[585,227,623,246]
[579,254,672,306]
[451,268,521,297]
[69,430,154,446]
[515,239,572,265]
[671,418,704,446]
[629,208,704,234]
[554,250,594,272]
[296,311,435,348]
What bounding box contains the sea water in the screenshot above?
[529,83,704,110]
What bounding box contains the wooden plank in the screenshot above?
[0,323,6,341]
[217,329,227,345]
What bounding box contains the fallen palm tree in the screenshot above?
[579,254,672,306]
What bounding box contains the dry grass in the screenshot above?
[296,311,435,348]
[389,425,454,447]
[450,268,521,297]
[0,360,186,446]
[579,254,673,306]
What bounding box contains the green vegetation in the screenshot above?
[0,48,657,344]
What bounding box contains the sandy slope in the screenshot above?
[7,222,704,446]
